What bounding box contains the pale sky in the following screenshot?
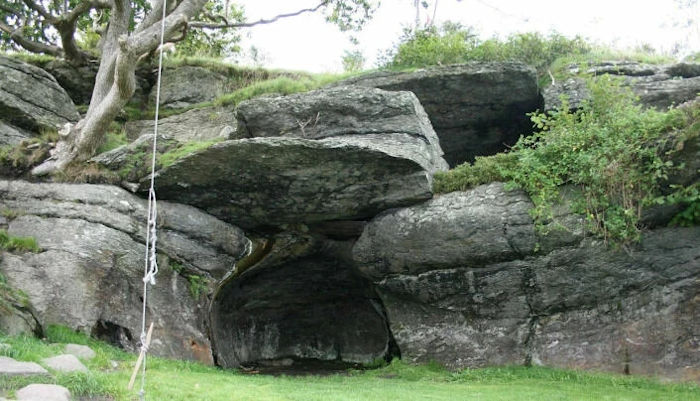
[235,0,699,73]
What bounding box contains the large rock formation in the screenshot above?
[333,63,543,166]
[0,56,79,134]
[544,61,700,111]
[353,183,700,380]
[0,180,249,363]
[146,86,448,229]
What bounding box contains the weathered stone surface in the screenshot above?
[41,354,88,373]
[353,183,700,380]
[0,55,79,132]
[91,134,180,183]
[353,183,537,280]
[16,384,70,401]
[151,66,228,108]
[41,59,99,105]
[64,344,96,360]
[147,86,448,229]
[124,105,240,142]
[211,233,390,368]
[332,63,543,166]
[542,77,590,111]
[544,61,700,111]
[0,121,32,147]
[0,356,48,376]
[0,180,249,362]
[0,305,38,336]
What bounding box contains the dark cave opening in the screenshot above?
[209,237,397,372]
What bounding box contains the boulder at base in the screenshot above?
[0,180,249,363]
[333,63,543,166]
[353,182,700,381]
[146,86,448,229]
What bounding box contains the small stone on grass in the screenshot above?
[65,343,96,360]
[0,356,49,376]
[41,354,88,373]
[16,383,71,401]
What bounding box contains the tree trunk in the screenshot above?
[32,0,208,176]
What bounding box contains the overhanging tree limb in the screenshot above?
[189,1,328,29]
[0,20,63,55]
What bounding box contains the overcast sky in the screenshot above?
[235,0,699,73]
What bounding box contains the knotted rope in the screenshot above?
[128,0,168,398]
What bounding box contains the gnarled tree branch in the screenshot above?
[189,1,328,29]
[0,20,63,56]
[21,0,54,22]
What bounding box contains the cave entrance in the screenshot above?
[209,235,395,372]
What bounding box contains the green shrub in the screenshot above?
[381,24,590,80]
[383,23,478,68]
[381,24,677,86]
[187,274,209,299]
[435,77,698,245]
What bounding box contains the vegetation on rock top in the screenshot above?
[434,77,700,245]
[379,23,677,86]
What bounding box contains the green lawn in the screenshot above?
[1,327,699,401]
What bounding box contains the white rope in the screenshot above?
[137,0,168,398]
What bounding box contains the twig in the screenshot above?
[127,322,154,390]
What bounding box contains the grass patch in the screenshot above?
[96,123,128,154]
[1,332,698,401]
[434,77,699,245]
[0,208,23,221]
[6,52,56,67]
[213,73,354,107]
[0,229,40,253]
[157,138,225,168]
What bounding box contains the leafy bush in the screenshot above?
[380,23,590,80]
[381,23,479,68]
[435,77,698,245]
[380,24,678,87]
